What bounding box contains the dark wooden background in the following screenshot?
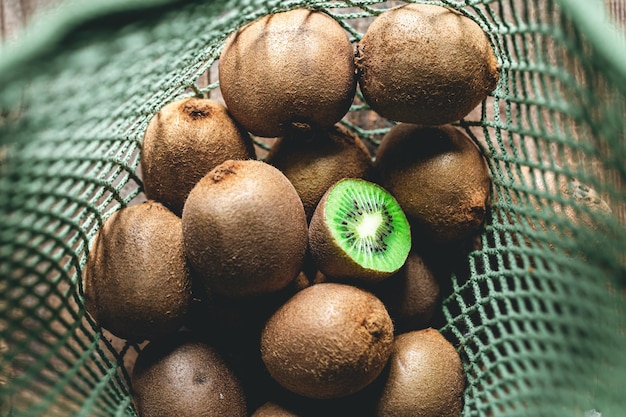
[2,0,624,43]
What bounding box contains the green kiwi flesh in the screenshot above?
[131,333,247,417]
[218,9,356,137]
[375,124,490,244]
[375,328,464,417]
[82,201,191,342]
[181,160,308,298]
[141,97,255,216]
[265,124,373,221]
[308,178,411,283]
[261,283,394,399]
[356,3,499,125]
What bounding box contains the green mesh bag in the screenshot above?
[1,0,625,416]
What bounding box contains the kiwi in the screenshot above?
[218,9,356,137]
[261,282,394,399]
[82,201,191,341]
[251,402,300,417]
[131,333,247,417]
[375,328,464,417]
[308,178,411,283]
[356,3,499,125]
[375,124,491,244]
[141,97,255,216]
[371,248,441,333]
[265,124,373,221]
[182,159,308,298]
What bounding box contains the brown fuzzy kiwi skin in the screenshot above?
[371,249,441,333]
[82,201,191,342]
[375,328,465,417]
[140,97,255,216]
[218,9,357,138]
[356,3,499,125]
[265,124,373,222]
[252,402,300,417]
[375,124,491,244]
[131,333,247,417]
[261,283,394,400]
[181,160,308,299]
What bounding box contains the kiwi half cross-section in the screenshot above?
[308,178,411,283]
[181,159,308,299]
[218,8,357,137]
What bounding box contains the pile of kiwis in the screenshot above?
[83,4,499,417]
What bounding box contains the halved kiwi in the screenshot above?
[356,3,499,125]
[218,8,357,137]
[308,178,411,283]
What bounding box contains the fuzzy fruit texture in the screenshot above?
[261,283,394,399]
[131,334,247,417]
[265,124,373,221]
[372,249,441,333]
[251,402,300,417]
[356,3,499,125]
[375,124,491,244]
[141,97,255,216]
[82,201,191,342]
[181,160,308,298]
[218,9,357,137]
[375,328,465,417]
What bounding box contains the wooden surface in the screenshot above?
[1,0,625,41]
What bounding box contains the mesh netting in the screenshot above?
[1,0,625,416]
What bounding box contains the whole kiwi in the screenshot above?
[375,328,465,417]
[82,201,191,341]
[251,402,300,417]
[218,9,357,137]
[356,3,499,125]
[141,97,255,216]
[375,124,491,244]
[265,124,373,221]
[131,333,247,417]
[371,248,441,333]
[260,282,394,399]
[182,160,308,298]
